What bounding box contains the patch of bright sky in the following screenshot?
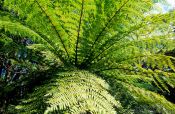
[152,0,175,14]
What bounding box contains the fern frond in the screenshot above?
[3,0,71,62]
[15,71,122,114]
[121,81,175,114]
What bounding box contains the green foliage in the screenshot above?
[97,71,173,113]
[14,71,122,114]
[0,0,175,114]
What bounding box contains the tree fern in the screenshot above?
[0,0,175,114]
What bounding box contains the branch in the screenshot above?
[81,30,133,69]
[75,0,85,66]
[34,0,70,59]
[83,22,145,68]
[81,0,130,66]
[91,0,130,48]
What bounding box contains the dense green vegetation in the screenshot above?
[0,0,175,113]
